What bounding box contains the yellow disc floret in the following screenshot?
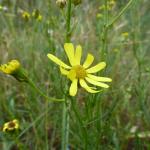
[67,65,87,81]
[2,119,19,132]
[73,65,87,78]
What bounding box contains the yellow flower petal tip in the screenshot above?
[109,78,112,82]
[69,79,78,96]
[86,62,106,73]
[47,53,71,69]
[47,43,112,96]
[2,119,19,132]
[83,53,94,68]
[64,43,75,66]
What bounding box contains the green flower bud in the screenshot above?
[56,0,67,9]
[32,9,43,22]
[22,11,30,22]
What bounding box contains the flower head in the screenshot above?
[22,11,30,21]
[0,60,20,74]
[0,60,28,82]
[32,9,42,22]
[2,119,19,132]
[121,32,129,42]
[121,32,129,38]
[47,43,112,96]
[56,0,67,9]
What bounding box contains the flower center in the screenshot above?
[73,65,87,79]
[8,122,15,128]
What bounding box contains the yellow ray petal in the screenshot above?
[69,79,78,96]
[87,74,112,82]
[79,79,100,93]
[64,43,75,66]
[83,53,94,68]
[74,45,82,65]
[47,54,71,69]
[67,70,76,81]
[86,62,106,73]
[60,67,69,75]
[85,77,109,88]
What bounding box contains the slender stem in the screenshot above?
[45,99,49,149]
[107,0,134,28]
[66,0,72,42]
[61,0,72,149]
[101,0,108,61]
[71,98,88,149]
[61,98,70,150]
[61,101,67,150]
[27,79,64,102]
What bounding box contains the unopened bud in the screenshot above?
[72,0,82,6]
[0,60,29,82]
[32,9,43,22]
[56,0,67,9]
[22,11,30,22]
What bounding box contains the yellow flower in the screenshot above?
[22,11,30,21]
[47,43,112,96]
[0,60,20,74]
[2,119,19,132]
[32,9,42,22]
[37,15,42,21]
[0,60,28,82]
[121,32,129,38]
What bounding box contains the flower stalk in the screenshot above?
[0,60,64,102]
[61,0,72,149]
[106,0,134,28]
[27,79,64,102]
[101,0,108,61]
[66,0,72,42]
[61,95,70,150]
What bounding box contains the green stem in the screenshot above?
[101,0,108,61]
[61,0,72,149]
[61,98,70,150]
[27,79,64,102]
[66,0,72,42]
[107,0,134,28]
[71,98,88,149]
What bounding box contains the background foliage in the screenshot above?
[0,0,150,149]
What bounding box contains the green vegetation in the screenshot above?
[0,0,150,149]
